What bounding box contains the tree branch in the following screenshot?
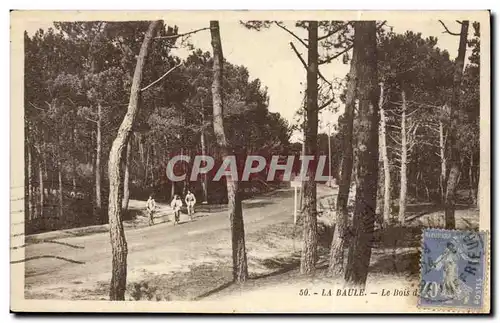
[377,20,388,29]
[388,124,402,130]
[388,133,402,145]
[275,21,308,48]
[28,101,46,111]
[422,124,440,134]
[141,62,183,92]
[438,20,461,36]
[390,100,443,109]
[318,70,334,90]
[85,117,98,124]
[289,42,308,70]
[318,22,351,41]
[406,107,424,117]
[155,27,210,40]
[318,97,335,111]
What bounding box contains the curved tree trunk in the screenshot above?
[210,20,248,282]
[328,40,357,277]
[300,21,319,275]
[107,20,162,300]
[344,21,379,287]
[445,21,469,229]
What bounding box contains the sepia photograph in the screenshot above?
[10,10,490,313]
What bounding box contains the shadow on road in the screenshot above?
[19,239,84,250]
[193,281,234,300]
[242,200,275,209]
[254,252,301,279]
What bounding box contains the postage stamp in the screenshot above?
[419,229,487,310]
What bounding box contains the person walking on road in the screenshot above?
[171,194,183,225]
[146,194,156,226]
[185,190,196,221]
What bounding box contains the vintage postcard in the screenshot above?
[10,10,490,313]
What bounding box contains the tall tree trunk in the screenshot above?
[474,157,479,207]
[376,159,384,215]
[144,146,150,186]
[416,171,421,200]
[444,21,469,229]
[471,153,478,206]
[171,181,176,199]
[328,39,357,277]
[96,103,102,222]
[200,132,208,203]
[468,154,473,204]
[151,144,155,188]
[89,26,106,222]
[299,138,306,211]
[398,89,408,224]
[58,160,63,219]
[180,146,186,194]
[379,83,391,223]
[38,159,44,218]
[328,127,332,185]
[300,21,319,275]
[137,132,145,165]
[200,98,208,203]
[344,21,379,287]
[72,128,77,192]
[210,20,248,282]
[122,140,131,211]
[184,148,192,194]
[42,142,48,188]
[376,83,384,216]
[27,142,33,221]
[91,131,95,175]
[107,20,161,301]
[439,119,446,202]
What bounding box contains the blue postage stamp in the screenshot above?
[419,229,487,309]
